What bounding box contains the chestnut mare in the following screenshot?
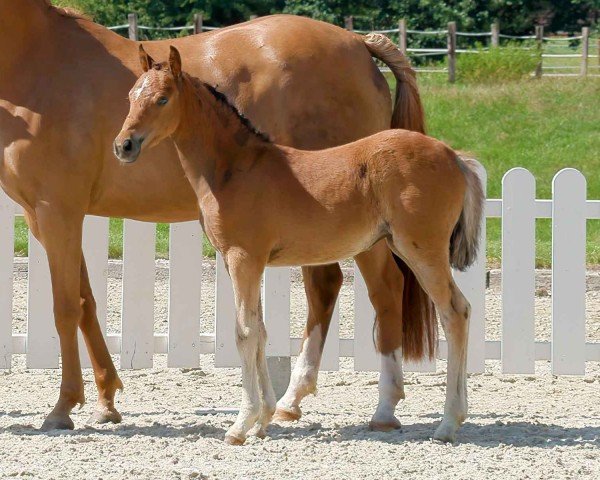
[1,1,428,431]
[115,47,484,444]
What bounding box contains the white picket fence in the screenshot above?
[0,167,598,375]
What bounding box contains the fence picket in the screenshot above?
[27,230,58,368]
[214,253,238,367]
[353,264,378,371]
[78,216,109,368]
[0,192,14,369]
[454,164,487,373]
[263,267,291,357]
[168,221,203,367]
[121,220,156,369]
[552,169,586,374]
[501,168,536,373]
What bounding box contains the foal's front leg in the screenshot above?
[224,253,275,445]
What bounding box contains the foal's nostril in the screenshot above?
[122,139,133,152]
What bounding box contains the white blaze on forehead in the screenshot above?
[133,76,151,101]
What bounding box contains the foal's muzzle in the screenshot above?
[113,135,143,164]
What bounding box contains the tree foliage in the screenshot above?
[54,0,599,34]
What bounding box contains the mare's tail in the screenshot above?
[364,32,435,361]
[362,33,426,134]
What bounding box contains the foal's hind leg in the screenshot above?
[225,253,274,445]
[390,243,469,443]
[275,264,343,421]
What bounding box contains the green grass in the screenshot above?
[12,75,600,265]
[414,74,600,266]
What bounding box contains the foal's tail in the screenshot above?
[362,33,426,134]
[450,155,486,271]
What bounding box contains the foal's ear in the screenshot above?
[139,45,155,72]
[169,46,182,79]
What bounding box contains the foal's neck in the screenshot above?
[173,74,276,193]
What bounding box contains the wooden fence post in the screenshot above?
[447,21,456,83]
[398,18,407,55]
[193,13,203,35]
[535,25,544,78]
[491,22,499,47]
[345,16,354,31]
[128,13,138,41]
[580,27,589,77]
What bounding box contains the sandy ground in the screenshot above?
[2,259,600,479]
[0,357,598,479]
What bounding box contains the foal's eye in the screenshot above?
[157,96,168,106]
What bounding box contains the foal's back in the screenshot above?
[230,129,466,266]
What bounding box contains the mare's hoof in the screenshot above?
[41,414,75,431]
[273,406,301,423]
[89,407,122,425]
[369,417,402,432]
[224,434,246,446]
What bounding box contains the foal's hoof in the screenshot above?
[224,434,246,446]
[89,406,122,425]
[41,414,75,431]
[273,406,301,423]
[433,421,458,444]
[369,417,402,432]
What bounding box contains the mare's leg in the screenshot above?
[390,242,469,443]
[79,255,124,424]
[275,264,343,421]
[26,209,85,430]
[224,253,274,445]
[354,240,406,431]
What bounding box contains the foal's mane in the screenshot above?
[184,73,271,144]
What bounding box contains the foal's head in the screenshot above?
[114,45,184,163]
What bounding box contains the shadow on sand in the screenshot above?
[2,410,598,448]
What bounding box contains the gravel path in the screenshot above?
[2,259,599,478]
[0,357,598,479]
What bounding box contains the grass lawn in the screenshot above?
[12,75,600,265]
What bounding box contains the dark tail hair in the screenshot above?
[364,32,435,361]
[363,33,426,134]
[450,156,486,271]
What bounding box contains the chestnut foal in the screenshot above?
[115,47,484,445]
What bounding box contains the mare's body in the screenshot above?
[0,0,428,430]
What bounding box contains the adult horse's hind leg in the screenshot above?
[225,252,274,445]
[26,209,86,430]
[391,243,469,443]
[354,241,406,432]
[79,255,123,424]
[275,264,343,421]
